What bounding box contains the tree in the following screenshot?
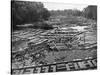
[11,1,50,30]
[83,5,97,21]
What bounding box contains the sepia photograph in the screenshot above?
[11,0,97,74]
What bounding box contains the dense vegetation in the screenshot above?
[50,9,82,16]
[50,5,97,21]
[83,5,97,21]
[11,1,51,30]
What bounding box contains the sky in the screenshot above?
[43,2,88,11]
[18,0,88,11]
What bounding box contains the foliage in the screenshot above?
[50,9,82,16]
[83,5,97,21]
[50,5,97,21]
[11,1,50,30]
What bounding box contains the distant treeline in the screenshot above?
[50,5,97,21]
[50,9,82,16]
[11,1,50,30]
